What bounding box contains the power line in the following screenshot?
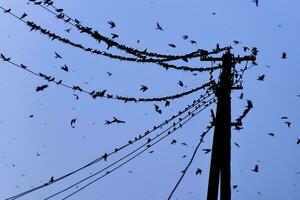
[4,93,215,200]
[58,98,216,200]
[0,52,215,103]
[167,121,214,200]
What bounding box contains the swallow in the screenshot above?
[20,13,28,20]
[281,52,287,59]
[243,47,250,52]
[61,64,69,72]
[297,139,300,144]
[182,35,188,40]
[171,139,177,145]
[165,100,170,107]
[267,133,275,137]
[64,28,72,33]
[20,64,28,69]
[234,142,240,148]
[257,74,265,81]
[108,21,116,28]
[177,80,184,87]
[0,54,11,61]
[149,150,154,153]
[195,168,202,175]
[281,116,288,119]
[73,94,79,100]
[190,40,197,44]
[4,8,11,13]
[285,121,291,128]
[70,118,77,128]
[253,0,259,7]
[56,8,64,12]
[154,104,162,114]
[212,12,216,15]
[29,114,34,118]
[239,93,244,100]
[168,44,176,48]
[112,117,125,124]
[252,164,259,172]
[181,142,188,147]
[202,149,211,154]
[106,71,113,76]
[156,22,163,31]
[102,153,108,161]
[49,176,54,183]
[36,84,48,92]
[233,185,238,189]
[140,85,148,92]
[111,33,119,39]
[233,40,239,45]
[54,52,62,59]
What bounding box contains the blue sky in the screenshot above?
[0,0,299,200]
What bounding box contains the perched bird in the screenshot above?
[56,8,64,12]
[156,22,163,31]
[252,164,259,172]
[168,44,176,48]
[257,74,265,81]
[108,20,116,28]
[20,64,28,69]
[202,149,211,154]
[281,52,287,59]
[61,64,69,72]
[0,54,11,61]
[195,168,202,175]
[165,100,170,107]
[140,85,148,92]
[267,133,275,137]
[49,176,54,183]
[243,47,250,52]
[70,118,77,128]
[171,139,177,145]
[54,52,62,59]
[4,8,11,13]
[102,153,108,161]
[36,84,48,92]
[20,13,28,20]
[111,33,119,39]
[177,80,184,87]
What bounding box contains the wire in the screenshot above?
[59,98,216,200]
[0,52,215,103]
[167,121,214,200]
[4,93,215,200]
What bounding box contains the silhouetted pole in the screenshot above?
[201,51,255,200]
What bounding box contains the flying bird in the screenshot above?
[257,74,265,81]
[106,71,113,76]
[36,84,48,92]
[239,93,244,100]
[195,168,202,175]
[108,20,116,28]
[233,185,238,190]
[177,80,184,87]
[252,164,259,172]
[267,133,275,137]
[297,139,300,144]
[70,118,77,128]
[171,139,177,145]
[281,52,287,59]
[154,104,162,114]
[156,22,163,31]
[182,35,188,40]
[111,33,119,39]
[202,149,211,154]
[234,142,240,148]
[61,64,69,72]
[285,121,291,128]
[168,44,176,48]
[253,0,259,7]
[140,85,148,92]
[190,40,197,44]
[181,142,188,147]
[64,28,72,33]
[29,114,34,118]
[281,116,288,120]
[54,52,62,59]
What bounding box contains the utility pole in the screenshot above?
[201,51,255,200]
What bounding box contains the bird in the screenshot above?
[54,52,62,59]
[29,115,34,118]
[165,100,170,107]
[239,93,244,100]
[168,44,176,48]
[108,21,116,28]
[149,150,154,154]
[297,139,300,144]
[56,8,64,12]
[243,47,250,52]
[111,33,119,39]
[140,85,148,92]
[252,164,259,172]
[73,94,79,100]
[190,40,197,44]
[106,71,113,76]
[4,8,11,13]
[49,176,54,183]
[20,13,28,20]
[253,0,259,7]
[182,35,188,40]
[267,133,275,137]
[70,118,77,128]
[102,153,108,161]
[171,139,177,145]
[234,142,240,148]
[20,64,27,69]
[36,85,48,92]
[202,149,211,154]
[154,104,162,114]
[156,22,163,31]
[64,28,72,33]
[195,168,202,175]
[285,121,291,128]
[281,52,287,59]
[281,116,288,120]
[181,142,188,147]
[61,64,69,72]
[0,54,11,61]
[112,117,125,124]
[212,12,216,15]
[177,80,184,87]
[233,40,239,45]
[257,74,265,81]
[233,185,238,190]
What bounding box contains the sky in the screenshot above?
[0,0,299,200]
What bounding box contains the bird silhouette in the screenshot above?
[0,54,11,61]
[190,40,197,44]
[253,0,259,7]
[182,35,188,40]
[4,8,11,13]
[243,47,250,52]
[252,164,259,172]
[281,52,287,59]
[168,44,176,48]
[195,168,202,175]
[165,100,170,107]
[73,94,79,100]
[70,118,77,128]
[233,185,238,190]
[20,64,27,69]
[239,93,244,100]
[285,121,291,128]
[105,117,125,125]
[102,153,108,161]
[64,28,72,33]
[56,8,64,12]
[178,80,184,87]
[154,104,162,114]
[20,13,28,20]
[267,133,275,137]
[54,52,62,59]
[281,116,288,120]
[140,85,148,92]
[61,64,69,72]
[202,149,211,154]
[233,40,239,45]
[171,139,177,145]
[49,176,54,183]
[36,84,48,92]
[156,22,163,31]
[297,139,300,144]
[111,33,119,39]
[29,114,34,118]
[234,142,240,148]
[181,142,188,147]
[257,74,265,81]
[106,71,113,76]
[108,21,116,28]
